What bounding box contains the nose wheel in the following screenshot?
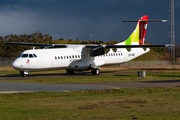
[20,71,29,77]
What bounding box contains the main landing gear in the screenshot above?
[91,68,100,75]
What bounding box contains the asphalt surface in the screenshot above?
[1,73,180,93]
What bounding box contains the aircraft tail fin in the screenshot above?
[117,15,148,45]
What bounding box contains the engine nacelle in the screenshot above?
[90,45,105,57]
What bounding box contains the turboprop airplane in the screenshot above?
[4,15,170,76]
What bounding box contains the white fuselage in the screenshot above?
[12,47,150,72]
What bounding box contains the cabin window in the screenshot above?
[21,54,28,58]
[75,55,77,58]
[64,56,66,59]
[69,56,71,59]
[55,56,57,60]
[58,56,60,59]
[67,56,69,59]
[61,56,63,59]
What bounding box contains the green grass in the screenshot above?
[0,88,180,120]
[133,48,164,61]
[1,67,180,119]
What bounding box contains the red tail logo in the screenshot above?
[139,15,148,45]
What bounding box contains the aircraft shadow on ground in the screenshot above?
[113,74,131,77]
[0,72,94,78]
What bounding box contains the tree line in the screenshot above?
[0,32,120,58]
[1,32,177,60]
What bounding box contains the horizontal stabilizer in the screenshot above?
[122,20,168,22]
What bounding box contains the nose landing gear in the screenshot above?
[20,71,29,77]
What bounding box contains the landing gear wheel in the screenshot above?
[91,68,99,75]
[20,71,29,77]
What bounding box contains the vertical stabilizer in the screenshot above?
[116,15,148,45]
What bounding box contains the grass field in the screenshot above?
[0,66,180,120]
[0,88,180,120]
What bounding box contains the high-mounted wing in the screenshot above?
[4,41,173,57]
[85,44,172,48]
[4,42,67,48]
[4,42,173,49]
[104,44,173,48]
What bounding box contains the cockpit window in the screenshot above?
[29,54,33,58]
[33,54,37,57]
[20,53,37,58]
[18,54,22,58]
[21,54,28,58]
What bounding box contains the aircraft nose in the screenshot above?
[12,59,22,70]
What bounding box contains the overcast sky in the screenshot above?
[0,0,179,44]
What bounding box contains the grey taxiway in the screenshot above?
[1,73,180,93]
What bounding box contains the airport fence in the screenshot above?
[0,58,16,66]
